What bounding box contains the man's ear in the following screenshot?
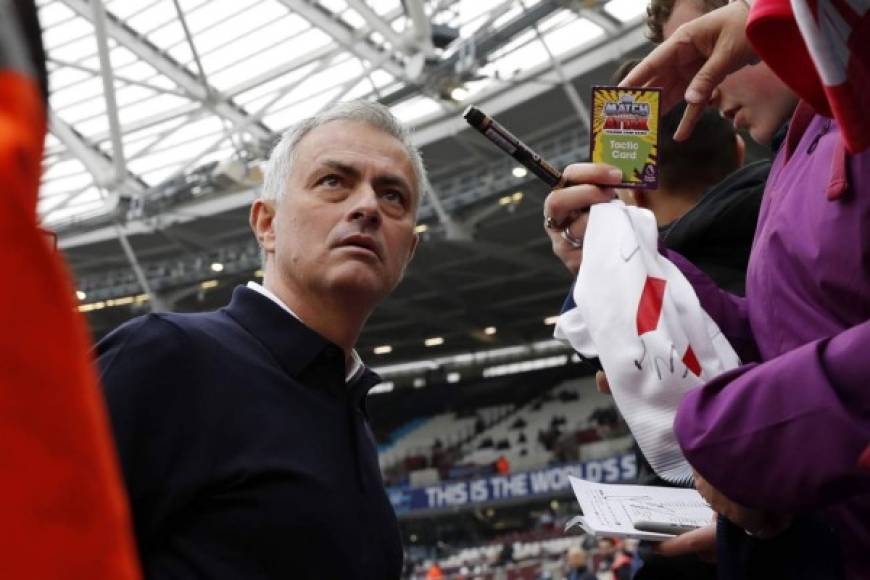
[250,199,276,252]
[396,233,419,284]
[735,133,746,167]
[406,233,419,265]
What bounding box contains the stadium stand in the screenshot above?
[378,404,514,472]
[375,368,632,487]
[458,377,620,471]
[405,530,638,580]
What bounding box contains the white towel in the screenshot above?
[555,201,740,484]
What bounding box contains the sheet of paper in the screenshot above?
[568,476,714,541]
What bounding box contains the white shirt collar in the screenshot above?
[246,281,364,383]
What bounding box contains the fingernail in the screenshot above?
[685,88,703,104]
[609,168,623,181]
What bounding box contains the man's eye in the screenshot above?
[382,190,405,205]
[318,174,342,187]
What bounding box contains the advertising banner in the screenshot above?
[388,454,637,514]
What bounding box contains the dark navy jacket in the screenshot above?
[97,286,403,580]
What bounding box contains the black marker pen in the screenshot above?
[633,521,701,536]
[463,106,563,187]
[463,105,602,374]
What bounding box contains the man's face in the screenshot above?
[664,0,796,145]
[264,120,419,306]
[597,539,616,558]
[567,549,586,568]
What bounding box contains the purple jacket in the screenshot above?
[667,104,870,579]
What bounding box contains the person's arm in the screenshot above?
[661,247,759,363]
[545,161,759,361]
[675,318,870,513]
[98,315,208,552]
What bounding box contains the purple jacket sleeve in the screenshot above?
[675,319,870,512]
[662,247,760,363]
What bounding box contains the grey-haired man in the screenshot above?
[97,101,424,580]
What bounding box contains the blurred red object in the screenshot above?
[0,1,140,578]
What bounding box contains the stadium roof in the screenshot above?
[40,0,645,225]
[40,0,652,369]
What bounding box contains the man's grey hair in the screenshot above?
[260,100,429,210]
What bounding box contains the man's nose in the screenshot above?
[349,185,381,227]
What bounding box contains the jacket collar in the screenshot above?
[784,101,848,201]
[222,285,381,403]
[770,119,790,154]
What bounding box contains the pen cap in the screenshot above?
[463,106,486,128]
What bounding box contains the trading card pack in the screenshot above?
[589,86,661,189]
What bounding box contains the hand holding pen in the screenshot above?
[463,106,622,276]
[463,106,616,374]
[543,164,622,276]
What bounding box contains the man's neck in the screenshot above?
[645,189,699,227]
[262,274,370,359]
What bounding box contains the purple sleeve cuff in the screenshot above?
[675,326,870,512]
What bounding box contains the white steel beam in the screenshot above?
[58,23,649,246]
[58,1,416,148]
[580,7,622,35]
[114,223,169,312]
[48,111,147,194]
[276,0,407,80]
[62,0,273,142]
[91,0,127,187]
[523,0,590,129]
[426,186,473,241]
[412,22,648,145]
[171,0,210,93]
[345,0,407,52]
[48,57,188,97]
[49,112,146,200]
[72,8,403,145]
[49,111,115,187]
[401,0,435,56]
[223,2,409,99]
